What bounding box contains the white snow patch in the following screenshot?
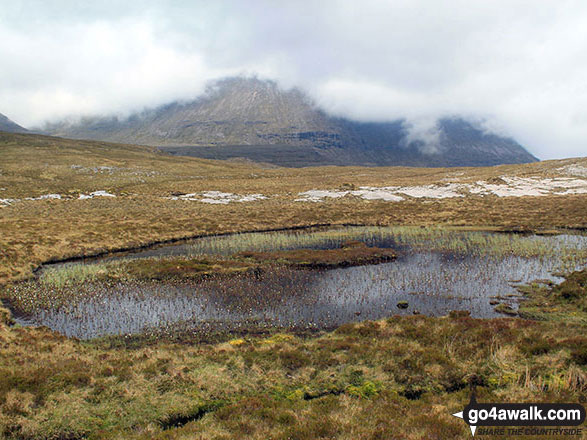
[79,190,116,199]
[237,194,267,202]
[295,176,587,202]
[395,184,464,199]
[295,185,463,202]
[25,194,62,201]
[200,198,231,204]
[469,177,587,197]
[556,187,587,195]
[295,190,348,202]
[351,188,405,202]
[557,164,587,177]
[171,191,267,204]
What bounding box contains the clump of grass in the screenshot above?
[39,263,110,289]
[494,303,517,316]
[186,226,587,264]
[36,255,257,290]
[237,242,396,268]
[517,268,587,323]
[554,268,587,308]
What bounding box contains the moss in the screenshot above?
[494,303,518,316]
[517,268,587,324]
[346,380,381,398]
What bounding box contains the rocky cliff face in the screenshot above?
[45,77,538,167]
[0,113,28,133]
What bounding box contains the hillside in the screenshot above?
[44,77,538,167]
[0,131,585,439]
[0,131,584,284]
[0,113,28,133]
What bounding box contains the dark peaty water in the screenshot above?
[15,250,577,339]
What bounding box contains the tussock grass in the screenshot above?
[187,226,586,262]
[518,268,587,324]
[0,310,585,439]
[39,263,110,289]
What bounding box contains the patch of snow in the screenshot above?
[395,184,464,199]
[171,191,267,204]
[200,198,231,204]
[25,194,62,201]
[556,187,587,195]
[201,191,237,200]
[350,188,404,202]
[295,185,462,202]
[79,190,116,199]
[237,194,267,202]
[295,190,348,202]
[557,164,587,177]
[469,177,587,197]
[295,176,587,202]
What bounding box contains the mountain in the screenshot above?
[0,113,28,133]
[44,77,538,167]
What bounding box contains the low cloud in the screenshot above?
[1,0,587,159]
[402,118,442,155]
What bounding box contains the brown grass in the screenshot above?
[1,133,585,285]
[237,241,396,268]
[0,132,586,439]
[0,312,585,439]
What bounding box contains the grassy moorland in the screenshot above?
[1,132,585,284]
[0,132,586,439]
[0,289,586,439]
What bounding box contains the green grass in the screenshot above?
[0,310,585,439]
[39,263,110,289]
[7,228,581,319]
[187,226,585,259]
[32,227,586,290]
[517,268,587,324]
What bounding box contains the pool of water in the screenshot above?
[13,238,585,339]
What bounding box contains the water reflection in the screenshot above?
[18,249,579,339]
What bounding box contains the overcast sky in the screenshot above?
[1,0,586,159]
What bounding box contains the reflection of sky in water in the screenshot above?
[18,242,585,339]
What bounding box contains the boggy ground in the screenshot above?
[0,132,586,439]
[517,268,587,325]
[1,132,586,285]
[0,273,586,439]
[236,241,396,269]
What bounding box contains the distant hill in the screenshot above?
[0,113,28,133]
[44,77,538,167]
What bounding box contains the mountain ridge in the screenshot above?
[44,77,538,167]
[0,113,28,133]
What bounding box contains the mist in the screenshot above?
[1,0,587,159]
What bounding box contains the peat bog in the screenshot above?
[3,227,586,339]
